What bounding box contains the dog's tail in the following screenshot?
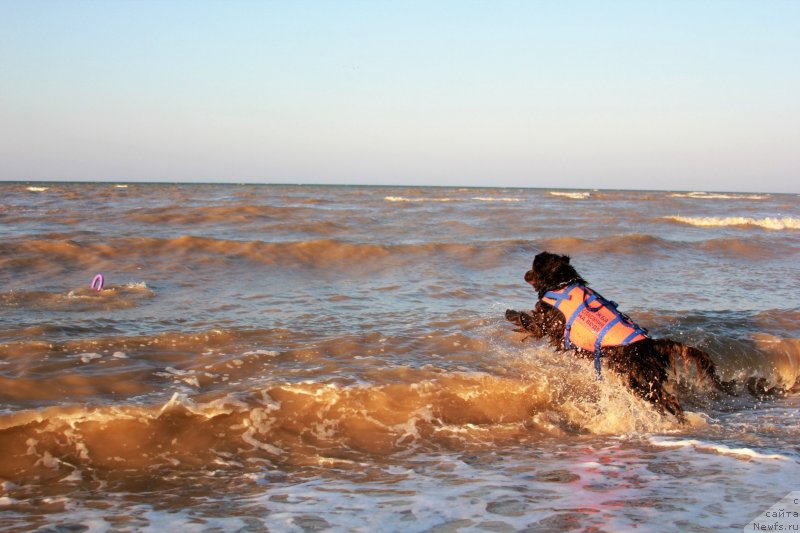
[653,339,737,395]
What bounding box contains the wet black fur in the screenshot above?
[507,251,733,422]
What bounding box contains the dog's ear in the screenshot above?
[562,255,571,264]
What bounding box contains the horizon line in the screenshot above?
[1,179,795,196]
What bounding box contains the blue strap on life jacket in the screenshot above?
[621,327,647,345]
[542,284,576,306]
[544,283,589,351]
[593,351,603,381]
[543,283,648,382]
[593,316,622,381]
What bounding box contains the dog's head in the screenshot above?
[524,251,585,297]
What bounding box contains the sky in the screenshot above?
[1,0,798,193]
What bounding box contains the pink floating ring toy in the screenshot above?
[91,274,105,292]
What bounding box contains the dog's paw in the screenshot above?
[518,312,535,330]
[506,309,537,333]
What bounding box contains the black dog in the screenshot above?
[506,251,732,422]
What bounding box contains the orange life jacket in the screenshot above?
[542,283,648,379]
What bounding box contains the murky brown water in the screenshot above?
[1,183,798,531]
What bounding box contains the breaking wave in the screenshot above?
[384,196,522,203]
[666,216,800,230]
[548,191,591,199]
[3,324,796,488]
[384,196,456,203]
[669,192,769,200]
[0,352,678,486]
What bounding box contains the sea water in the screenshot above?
[1,183,798,531]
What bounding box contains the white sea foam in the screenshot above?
[384,196,454,202]
[242,350,279,357]
[670,191,768,200]
[646,436,788,460]
[75,352,103,364]
[26,186,49,192]
[384,195,520,202]
[667,216,800,230]
[549,191,590,199]
[155,367,200,387]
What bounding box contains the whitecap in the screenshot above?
[647,436,788,460]
[384,196,454,203]
[549,191,590,199]
[669,192,768,200]
[667,216,800,230]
